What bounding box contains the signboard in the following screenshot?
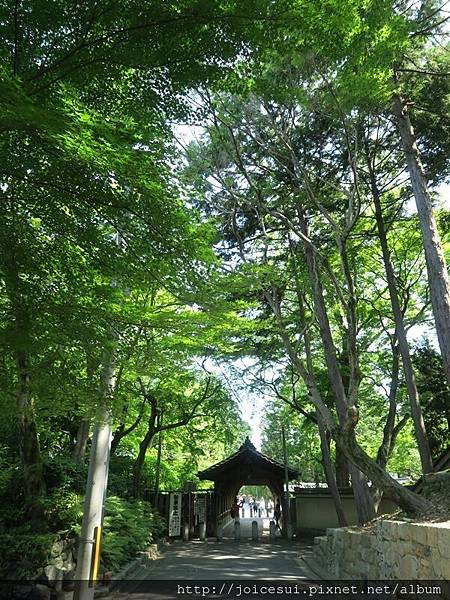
[168,492,182,537]
[194,497,206,524]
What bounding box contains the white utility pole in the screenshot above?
[73,394,113,600]
[74,231,123,600]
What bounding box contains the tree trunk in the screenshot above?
[272,321,433,516]
[368,156,433,473]
[336,348,352,488]
[297,205,376,523]
[132,410,157,498]
[335,447,350,487]
[4,249,46,512]
[376,345,400,471]
[72,418,90,464]
[297,352,432,515]
[317,411,348,526]
[16,350,46,506]
[334,418,431,514]
[110,399,146,456]
[394,94,450,391]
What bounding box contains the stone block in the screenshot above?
[398,522,414,542]
[378,520,401,541]
[50,540,65,558]
[398,554,419,579]
[436,525,450,559]
[56,592,73,600]
[427,526,439,548]
[34,584,52,600]
[43,565,64,590]
[313,536,322,545]
[359,533,372,548]
[328,556,340,577]
[410,523,428,546]
[435,555,450,580]
[326,527,339,538]
[419,558,433,577]
[383,545,400,569]
[354,561,369,578]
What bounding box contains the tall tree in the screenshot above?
[183,92,433,516]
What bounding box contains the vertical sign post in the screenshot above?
[168,492,182,537]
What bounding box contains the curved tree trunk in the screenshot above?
[267,299,433,517]
[296,352,432,515]
[132,405,157,497]
[394,94,450,391]
[317,411,348,526]
[297,206,376,523]
[333,416,431,515]
[367,153,433,474]
[132,430,156,497]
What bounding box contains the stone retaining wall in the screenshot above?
[43,538,77,588]
[312,520,450,579]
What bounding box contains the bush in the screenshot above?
[107,455,135,498]
[0,494,164,579]
[43,456,88,493]
[0,532,57,579]
[101,496,165,572]
[43,486,84,535]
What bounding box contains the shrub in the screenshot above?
[43,456,88,493]
[43,486,84,535]
[0,532,57,579]
[101,496,165,572]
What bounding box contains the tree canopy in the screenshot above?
[0,0,449,583]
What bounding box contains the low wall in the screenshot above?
[294,488,397,531]
[312,519,450,579]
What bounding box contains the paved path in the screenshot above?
[108,534,318,599]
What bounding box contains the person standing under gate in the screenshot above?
[249,496,254,517]
[259,497,265,518]
[253,498,258,519]
[274,499,282,532]
[230,497,243,523]
[267,498,274,517]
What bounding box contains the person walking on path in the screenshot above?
[274,499,282,532]
[267,498,274,517]
[259,497,265,518]
[252,498,258,519]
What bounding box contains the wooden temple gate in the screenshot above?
[198,437,298,537]
[146,437,298,539]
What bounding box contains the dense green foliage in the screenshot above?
[412,340,450,457]
[0,0,449,579]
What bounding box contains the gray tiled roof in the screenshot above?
[197,436,298,480]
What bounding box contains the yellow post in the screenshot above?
[90,526,102,585]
